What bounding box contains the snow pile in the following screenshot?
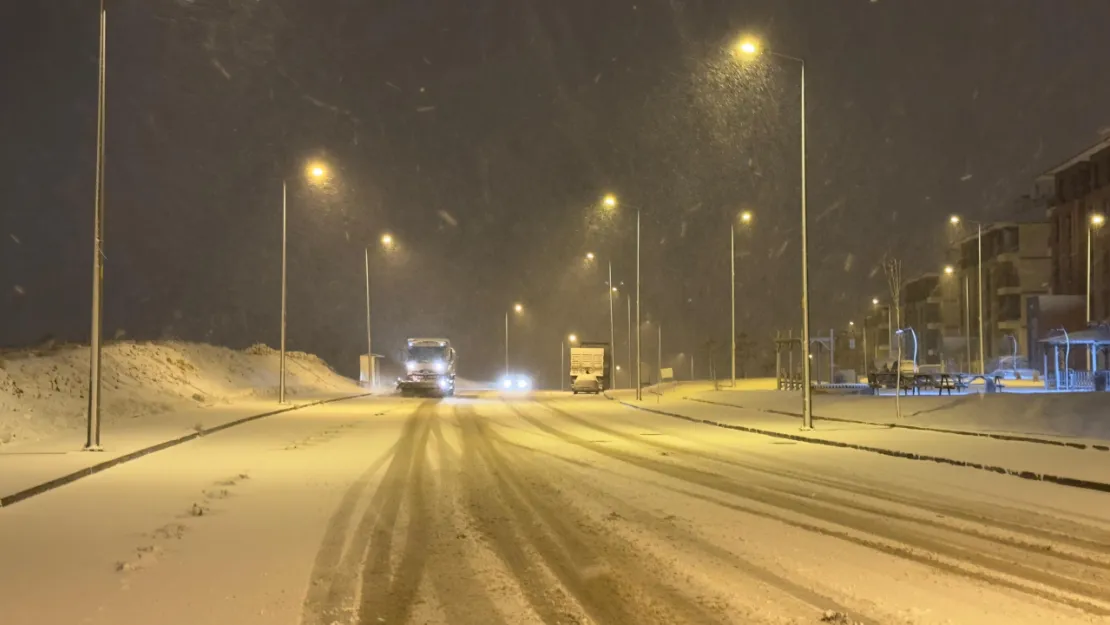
[0,341,359,447]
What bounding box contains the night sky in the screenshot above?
[3,0,1110,384]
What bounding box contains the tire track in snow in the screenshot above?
[526,399,1110,617]
[506,401,872,623]
[300,400,435,625]
[357,407,433,625]
[554,399,1110,557]
[458,403,732,625]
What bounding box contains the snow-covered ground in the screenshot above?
[0,341,359,448]
[3,393,1109,624]
[697,384,1110,443]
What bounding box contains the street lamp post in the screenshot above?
[602,193,643,400]
[280,162,329,404]
[731,210,753,387]
[1088,214,1105,324]
[944,264,973,373]
[949,215,985,374]
[735,39,812,429]
[505,303,523,377]
[563,333,578,390]
[364,233,394,389]
[85,0,108,451]
[609,263,617,389]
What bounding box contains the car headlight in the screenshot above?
[501,378,513,389]
[516,377,530,389]
[406,361,417,372]
[433,360,446,373]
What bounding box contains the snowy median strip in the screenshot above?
[0,392,369,509]
[614,398,1110,495]
[687,396,1110,453]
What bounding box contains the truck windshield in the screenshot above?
[407,346,447,361]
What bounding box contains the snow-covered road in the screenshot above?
[2,393,1109,624]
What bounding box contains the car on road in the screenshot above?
[571,370,602,394]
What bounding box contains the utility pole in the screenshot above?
[657,324,662,384]
[370,248,379,386]
[85,0,107,451]
[608,261,616,389]
[635,208,642,400]
[504,312,509,377]
[730,224,736,387]
[627,290,632,393]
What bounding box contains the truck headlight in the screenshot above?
[433,360,446,373]
[406,361,417,372]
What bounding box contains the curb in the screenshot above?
[616,399,1110,495]
[687,397,1110,453]
[0,392,371,509]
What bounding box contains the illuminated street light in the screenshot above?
[848,321,855,327]
[505,303,524,377]
[944,265,954,275]
[730,34,812,428]
[948,214,985,374]
[280,159,335,404]
[568,334,578,343]
[601,191,642,400]
[585,252,595,261]
[734,39,759,57]
[731,209,755,387]
[872,297,880,306]
[1089,214,1106,324]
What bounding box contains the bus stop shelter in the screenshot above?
[1039,326,1110,390]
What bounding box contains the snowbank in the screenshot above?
[0,341,359,447]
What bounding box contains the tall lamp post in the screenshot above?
[505,303,523,377]
[279,162,330,404]
[85,0,108,451]
[943,264,973,373]
[731,210,754,387]
[601,193,642,400]
[364,233,394,389]
[735,38,813,429]
[562,333,578,390]
[948,215,986,375]
[1088,214,1105,324]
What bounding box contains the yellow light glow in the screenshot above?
[1092,214,1106,227]
[616,365,622,371]
[734,38,760,57]
[381,233,394,246]
[944,265,954,275]
[568,334,578,343]
[513,303,523,313]
[586,252,595,260]
[611,286,618,293]
[949,215,961,225]
[740,210,753,224]
[872,297,880,306]
[848,321,855,326]
[602,194,617,208]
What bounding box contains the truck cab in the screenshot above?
[398,338,456,397]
